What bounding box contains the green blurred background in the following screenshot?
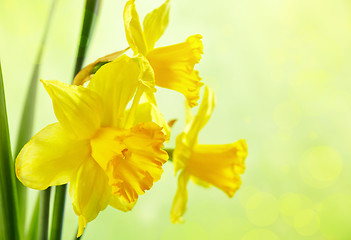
[1,0,351,239]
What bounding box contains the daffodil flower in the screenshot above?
[124,0,204,107]
[15,55,169,237]
[74,0,204,108]
[170,86,248,223]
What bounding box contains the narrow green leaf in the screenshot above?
[26,195,40,240]
[0,62,21,240]
[0,191,6,240]
[49,185,67,240]
[50,1,101,240]
[38,188,51,240]
[14,0,57,231]
[73,0,102,77]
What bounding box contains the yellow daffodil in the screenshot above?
[124,0,204,107]
[15,55,168,237]
[170,86,248,223]
[74,0,204,108]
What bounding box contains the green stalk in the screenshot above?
[165,148,174,161]
[49,185,67,240]
[73,0,102,76]
[0,62,21,240]
[14,0,57,232]
[26,196,40,240]
[0,194,5,240]
[50,1,101,240]
[38,188,51,240]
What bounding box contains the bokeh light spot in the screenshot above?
[279,193,313,226]
[293,209,320,236]
[279,193,302,217]
[246,192,279,226]
[299,146,342,188]
[237,185,259,208]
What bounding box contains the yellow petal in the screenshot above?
[87,55,139,128]
[143,0,170,50]
[15,123,90,190]
[129,100,171,140]
[124,0,148,55]
[173,86,215,173]
[73,48,129,86]
[90,122,168,203]
[173,133,191,174]
[109,195,137,212]
[170,171,190,224]
[184,85,215,146]
[186,140,248,197]
[147,34,204,107]
[69,157,111,237]
[90,127,126,171]
[78,216,87,238]
[124,55,156,128]
[190,176,211,188]
[185,101,194,125]
[133,54,156,92]
[41,80,103,140]
[122,122,169,182]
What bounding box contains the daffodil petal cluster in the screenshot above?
[16,55,168,237]
[124,0,204,107]
[15,0,248,235]
[170,86,248,223]
[74,0,203,108]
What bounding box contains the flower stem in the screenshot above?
[0,62,21,240]
[26,195,40,240]
[38,187,51,240]
[49,185,67,240]
[165,148,174,161]
[73,0,102,78]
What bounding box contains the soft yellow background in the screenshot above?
[1,0,351,239]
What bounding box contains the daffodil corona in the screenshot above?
[170,86,248,223]
[16,55,168,237]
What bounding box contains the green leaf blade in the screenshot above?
[73,0,102,77]
[0,62,21,240]
[26,195,40,240]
